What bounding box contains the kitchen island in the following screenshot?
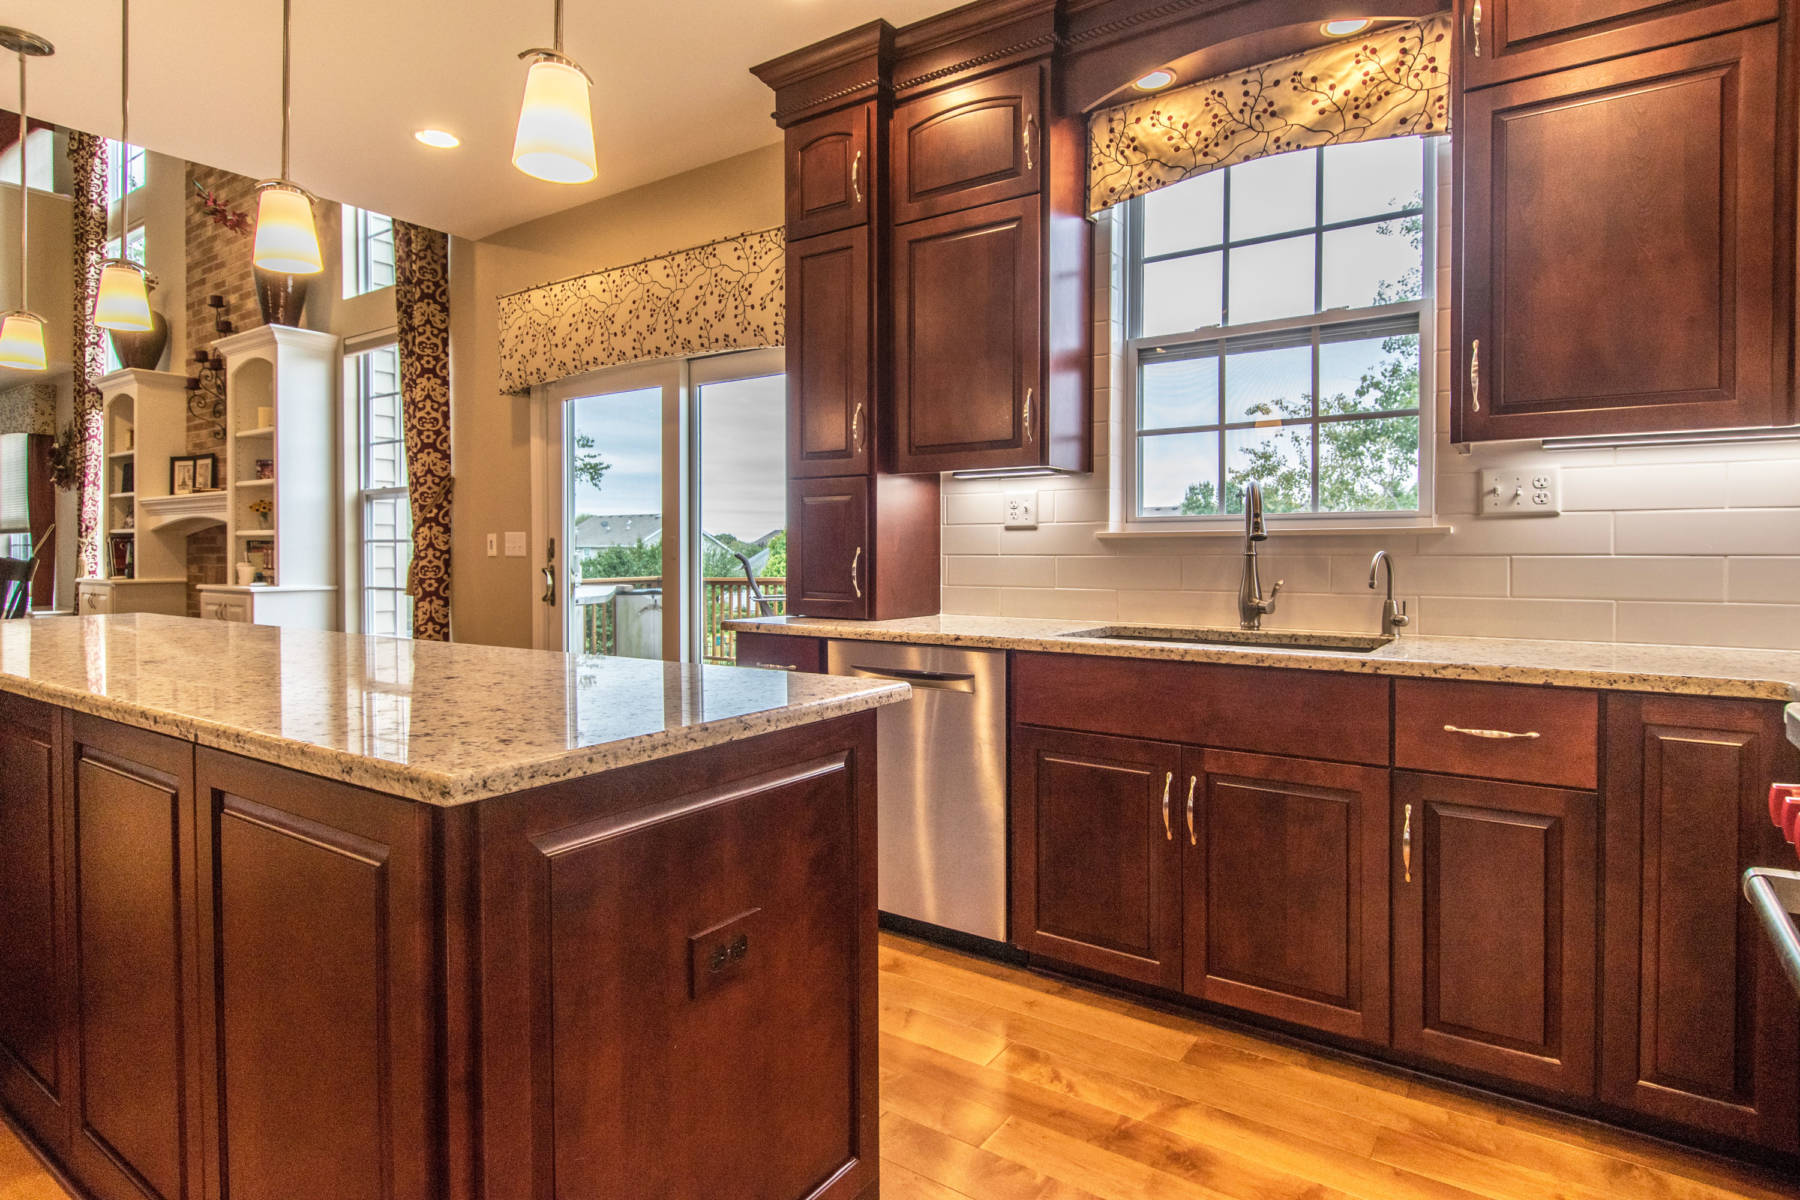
[0,614,907,1200]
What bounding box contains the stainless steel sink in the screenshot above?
[1060,625,1394,654]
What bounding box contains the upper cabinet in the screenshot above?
[1454,20,1789,441]
[891,63,1043,223]
[786,106,873,240]
[1459,0,1777,86]
[787,224,875,478]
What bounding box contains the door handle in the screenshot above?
[851,149,862,204]
[850,545,863,599]
[1469,340,1481,412]
[843,665,976,692]
[1161,772,1173,842]
[1402,802,1413,884]
[1185,775,1197,846]
[541,537,557,606]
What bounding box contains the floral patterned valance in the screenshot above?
[1087,14,1451,216]
[0,383,56,437]
[497,227,785,394]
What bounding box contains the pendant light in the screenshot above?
[512,0,597,184]
[94,0,154,332]
[252,0,323,274]
[0,27,53,371]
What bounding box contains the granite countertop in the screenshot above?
[727,614,1800,703]
[1787,704,1799,750]
[0,614,909,806]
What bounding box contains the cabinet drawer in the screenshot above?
[1395,679,1597,789]
[200,594,251,623]
[1012,653,1390,766]
[733,632,824,674]
[891,63,1041,224]
[77,587,111,616]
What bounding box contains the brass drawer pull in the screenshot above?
[851,401,864,453]
[1161,772,1173,841]
[850,546,863,599]
[1023,114,1035,172]
[1471,0,1483,57]
[1402,803,1413,884]
[1469,340,1481,412]
[1185,775,1197,846]
[1444,723,1540,741]
[851,150,862,204]
[1023,388,1033,444]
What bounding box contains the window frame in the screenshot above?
[104,140,146,207]
[342,206,397,299]
[345,339,412,638]
[1117,139,1439,534]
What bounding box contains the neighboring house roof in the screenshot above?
[573,513,662,549]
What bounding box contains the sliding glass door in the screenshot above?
[693,356,787,663]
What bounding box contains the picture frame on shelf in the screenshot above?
[170,456,195,495]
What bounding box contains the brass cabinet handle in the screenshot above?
[851,149,862,204]
[1023,114,1035,172]
[759,663,799,671]
[1023,388,1034,444]
[1471,0,1483,57]
[850,546,863,599]
[541,537,558,606]
[852,401,863,453]
[1403,803,1413,884]
[1185,775,1197,846]
[1161,772,1173,841]
[1444,723,1541,740]
[1469,340,1481,412]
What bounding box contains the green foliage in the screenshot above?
[579,530,788,581]
[579,540,662,580]
[573,434,611,492]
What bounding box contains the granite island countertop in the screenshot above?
[0,614,910,805]
[727,614,1800,703]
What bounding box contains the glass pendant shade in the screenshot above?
[93,260,154,331]
[512,56,597,184]
[252,184,324,274]
[0,311,48,371]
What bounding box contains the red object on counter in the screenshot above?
[1772,784,1800,862]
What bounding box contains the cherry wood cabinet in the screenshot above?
[732,630,826,673]
[1602,693,1800,1151]
[1183,750,1390,1044]
[785,104,873,239]
[1454,25,1786,440]
[1393,771,1600,1097]
[64,716,206,1200]
[786,474,940,621]
[890,63,1042,224]
[1010,725,1183,987]
[1394,679,1598,789]
[787,228,875,478]
[0,694,67,1156]
[1457,0,1776,87]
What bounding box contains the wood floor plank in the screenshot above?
[881,1109,1112,1200]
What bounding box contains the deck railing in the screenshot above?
[576,576,786,663]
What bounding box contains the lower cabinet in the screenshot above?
[1185,750,1390,1044]
[1010,726,1182,987]
[1602,693,1800,1151]
[1392,771,1599,1097]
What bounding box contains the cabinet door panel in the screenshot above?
[786,105,871,239]
[1456,28,1782,440]
[1394,772,1598,1097]
[1011,726,1181,986]
[788,229,873,478]
[1186,750,1389,1044]
[0,695,67,1151]
[892,197,1041,473]
[892,64,1041,223]
[66,719,202,1200]
[1459,0,1775,87]
[787,477,870,619]
[1603,695,1799,1150]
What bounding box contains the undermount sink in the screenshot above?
[1060,625,1395,654]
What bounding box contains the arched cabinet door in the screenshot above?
[891,62,1041,224]
[785,104,873,240]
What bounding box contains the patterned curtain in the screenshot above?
[1087,15,1451,216]
[496,227,784,394]
[393,221,453,641]
[68,132,108,577]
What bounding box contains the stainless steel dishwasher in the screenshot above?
[825,640,1008,941]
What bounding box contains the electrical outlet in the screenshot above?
[486,533,498,557]
[1004,493,1038,530]
[1478,467,1561,518]
[504,531,528,557]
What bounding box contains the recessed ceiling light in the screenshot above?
[1321,18,1375,37]
[1132,68,1176,92]
[414,129,461,149]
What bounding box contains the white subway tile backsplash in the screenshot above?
[1511,556,1725,602]
[1727,558,1800,603]
[1417,597,1616,641]
[1116,589,1238,626]
[939,586,1001,616]
[1727,459,1800,508]
[1057,555,1183,591]
[998,522,1110,556]
[999,587,1118,620]
[1328,554,1510,597]
[1616,602,1800,651]
[1615,509,1800,556]
[1182,553,1331,593]
[1561,463,1728,511]
[945,492,1006,524]
[941,524,1001,556]
[1416,513,1613,556]
[1054,489,1110,524]
[946,555,1055,588]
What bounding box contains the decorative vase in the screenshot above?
[106,309,170,371]
[254,267,311,327]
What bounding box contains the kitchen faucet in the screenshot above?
[1237,481,1283,630]
[1369,550,1411,637]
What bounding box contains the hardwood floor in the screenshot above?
[2,930,1796,1199]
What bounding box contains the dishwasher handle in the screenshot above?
[843,665,977,693]
[1744,867,1800,999]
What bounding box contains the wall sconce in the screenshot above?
[186,349,226,440]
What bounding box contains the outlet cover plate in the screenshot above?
[1005,493,1038,530]
[1479,467,1561,518]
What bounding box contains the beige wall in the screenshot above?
[449,143,783,647]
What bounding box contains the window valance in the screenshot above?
[1087,14,1451,216]
[497,227,785,394]
[0,383,56,437]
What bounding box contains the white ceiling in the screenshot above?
[0,0,959,240]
